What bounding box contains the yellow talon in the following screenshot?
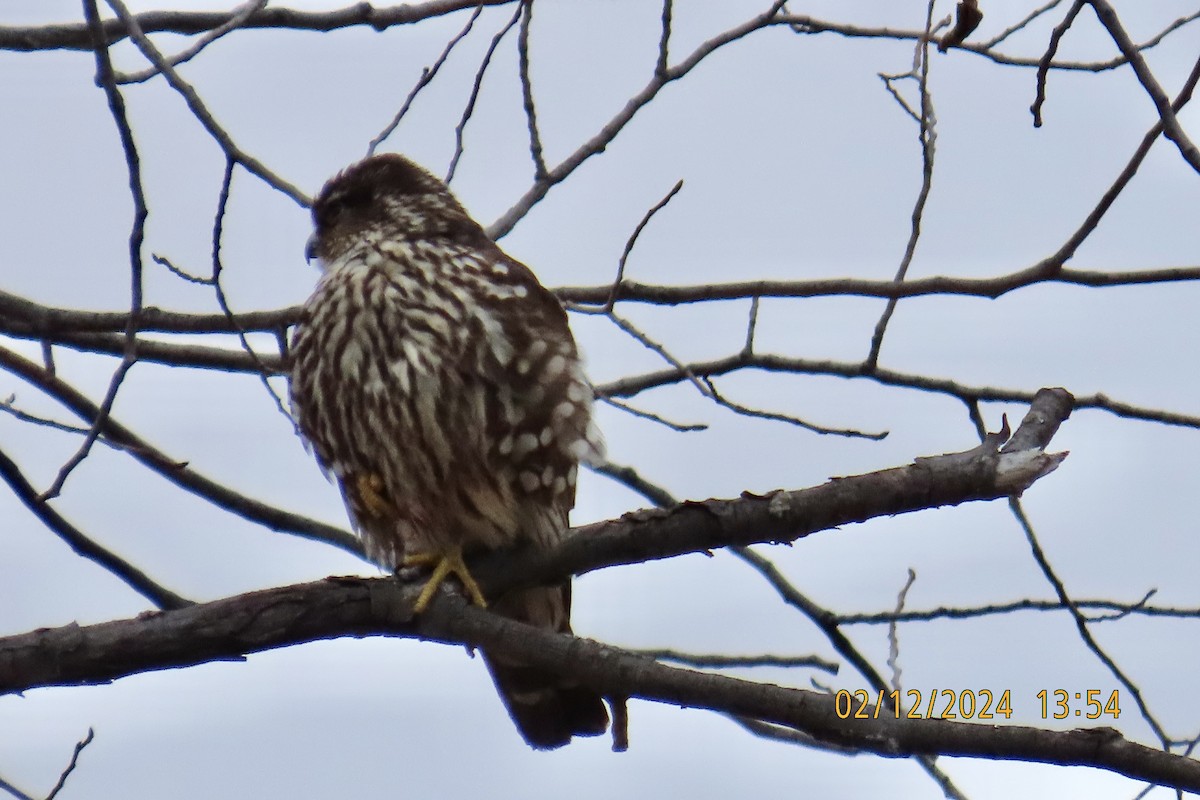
[355,473,393,518]
[404,545,488,613]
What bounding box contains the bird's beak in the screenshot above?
[305,233,318,265]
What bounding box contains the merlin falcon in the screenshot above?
[288,154,609,749]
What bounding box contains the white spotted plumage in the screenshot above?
[288,153,608,749]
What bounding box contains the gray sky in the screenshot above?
[3,1,1200,797]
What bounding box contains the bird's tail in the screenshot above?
[483,583,609,750]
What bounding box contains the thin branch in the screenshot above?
[49,0,149,502]
[1031,0,1086,127]
[833,593,1200,625]
[1085,0,1200,173]
[596,396,706,433]
[700,374,887,440]
[516,0,547,179]
[10,5,1198,78]
[602,312,882,439]
[44,728,95,800]
[1010,494,1169,746]
[559,263,1200,306]
[777,12,1196,73]
[1037,49,1200,269]
[587,458,677,509]
[742,296,760,355]
[966,400,1168,747]
[103,0,310,207]
[0,779,34,800]
[980,0,1065,48]
[0,395,92,436]
[656,0,672,77]
[206,158,295,426]
[13,330,282,374]
[729,715,855,751]
[731,546,967,800]
[602,179,684,313]
[115,0,266,84]
[367,4,484,157]
[865,0,940,370]
[446,3,523,183]
[596,351,1200,431]
[8,258,1200,341]
[0,343,360,555]
[887,568,918,693]
[0,444,190,610]
[487,0,787,238]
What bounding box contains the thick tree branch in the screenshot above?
[7,4,1196,81]
[1,1,514,52]
[5,261,1200,342]
[21,390,1193,787]
[7,577,1200,791]
[1,387,1072,693]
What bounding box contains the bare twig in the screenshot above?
[206,157,295,426]
[596,396,706,433]
[965,400,1169,747]
[8,258,1200,342]
[1031,0,1086,127]
[116,0,267,84]
[48,0,149,502]
[0,395,91,436]
[587,458,676,509]
[833,592,1200,625]
[1085,0,1200,173]
[1038,49,1200,270]
[979,0,1065,48]
[368,4,484,157]
[0,344,360,555]
[603,312,883,439]
[44,728,95,800]
[1010,494,1169,746]
[11,5,1199,78]
[596,351,1200,432]
[446,4,523,183]
[732,547,968,799]
[103,0,310,206]
[0,779,34,800]
[516,0,547,179]
[864,0,940,370]
[0,445,190,609]
[887,568,917,692]
[487,0,787,238]
[656,0,672,77]
[603,179,684,313]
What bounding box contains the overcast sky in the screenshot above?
[3,1,1200,798]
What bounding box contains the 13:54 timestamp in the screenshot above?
[1037,689,1121,720]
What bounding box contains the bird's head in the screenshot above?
[307,153,480,266]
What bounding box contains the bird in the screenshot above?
[288,153,610,750]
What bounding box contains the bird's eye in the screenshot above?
[316,186,370,233]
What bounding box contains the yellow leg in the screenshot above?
[404,545,488,613]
